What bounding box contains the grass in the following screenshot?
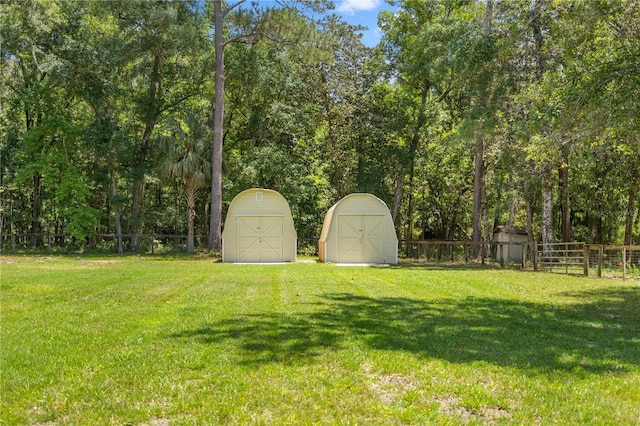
[1,255,639,425]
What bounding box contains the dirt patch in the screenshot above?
[363,363,417,404]
[371,373,417,404]
[435,394,511,422]
[80,260,119,266]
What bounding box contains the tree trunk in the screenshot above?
[524,172,537,269]
[508,173,518,231]
[130,175,145,252]
[186,179,197,253]
[636,204,640,245]
[30,172,43,247]
[483,199,491,260]
[391,171,404,226]
[110,170,124,254]
[541,169,554,257]
[472,1,493,258]
[624,173,639,245]
[590,214,602,244]
[531,0,545,80]
[130,123,154,252]
[472,132,484,257]
[208,0,224,251]
[402,86,428,240]
[559,145,571,242]
[406,152,416,241]
[130,43,164,252]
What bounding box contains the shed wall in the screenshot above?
[319,193,398,264]
[222,189,297,262]
[494,230,528,263]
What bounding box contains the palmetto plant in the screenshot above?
[159,112,211,252]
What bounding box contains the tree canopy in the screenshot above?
[1,0,638,252]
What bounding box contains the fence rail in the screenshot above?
[585,244,640,280]
[401,239,533,268]
[2,233,638,280]
[0,233,320,256]
[402,240,639,280]
[536,242,586,275]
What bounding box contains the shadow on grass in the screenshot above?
[170,286,640,374]
[385,260,504,271]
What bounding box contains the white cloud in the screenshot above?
[336,0,382,14]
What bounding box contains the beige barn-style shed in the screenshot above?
[318,193,398,264]
[493,226,528,264]
[222,188,297,262]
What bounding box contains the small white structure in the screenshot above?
[222,188,297,262]
[493,226,529,263]
[318,193,398,264]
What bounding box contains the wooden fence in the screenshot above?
[402,240,640,280]
[0,233,321,256]
[0,233,211,254]
[2,233,639,280]
[401,240,530,267]
[536,242,586,275]
[585,244,640,280]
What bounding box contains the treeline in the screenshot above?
[1,0,639,253]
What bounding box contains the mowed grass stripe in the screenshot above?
[1,256,639,425]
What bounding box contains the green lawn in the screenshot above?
[1,256,639,425]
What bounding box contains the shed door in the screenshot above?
[236,216,283,262]
[362,215,384,263]
[338,216,363,263]
[338,215,385,263]
[260,216,284,262]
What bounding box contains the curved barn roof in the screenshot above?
[222,188,297,262]
[318,193,398,264]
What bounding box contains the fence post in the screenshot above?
[622,246,627,281]
[583,244,589,276]
[598,245,603,278]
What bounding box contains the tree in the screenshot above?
[379,0,499,243]
[113,0,210,252]
[0,0,64,246]
[562,0,640,245]
[207,0,330,250]
[471,0,495,257]
[159,113,211,253]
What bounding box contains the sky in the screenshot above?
[333,0,393,47]
[250,0,395,48]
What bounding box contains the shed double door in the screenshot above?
[236,216,283,262]
[338,215,385,263]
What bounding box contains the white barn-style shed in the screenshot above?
[222,188,297,262]
[318,193,398,264]
[493,226,529,263]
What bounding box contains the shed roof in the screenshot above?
[221,188,297,262]
[319,193,395,244]
[493,226,528,236]
[318,193,398,264]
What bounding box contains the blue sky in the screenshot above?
[250,0,395,47]
[332,0,394,47]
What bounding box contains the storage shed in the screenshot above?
[318,193,398,264]
[222,188,297,262]
[493,226,529,263]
